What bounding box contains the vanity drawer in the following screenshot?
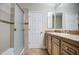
[61,41,78,55]
[52,37,59,46]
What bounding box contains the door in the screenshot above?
[29,12,47,48]
[14,4,24,54]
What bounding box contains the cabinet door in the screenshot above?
[45,33,48,49]
[44,33,47,49]
[61,50,70,55]
[48,35,52,55]
[52,37,60,55]
[52,42,60,55]
[61,41,79,55]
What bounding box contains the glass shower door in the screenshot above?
[14,4,24,55]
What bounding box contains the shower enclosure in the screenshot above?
[14,4,24,54]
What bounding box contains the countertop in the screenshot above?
[47,32,79,42]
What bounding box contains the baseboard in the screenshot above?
[20,48,25,55]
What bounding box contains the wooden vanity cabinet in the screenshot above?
[61,40,79,55]
[52,37,61,55]
[47,34,52,55]
[44,33,48,49]
[45,33,79,55]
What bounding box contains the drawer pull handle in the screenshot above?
[65,47,68,50]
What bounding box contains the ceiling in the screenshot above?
[18,3,60,12]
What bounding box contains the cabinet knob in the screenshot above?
[65,46,68,50]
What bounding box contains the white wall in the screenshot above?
[0,23,10,54]
[0,3,11,54]
[24,8,29,49]
[56,3,79,30]
[0,3,11,21]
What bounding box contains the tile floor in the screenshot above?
[22,48,48,55]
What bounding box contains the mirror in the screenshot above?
[48,12,62,29]
[48,4,79,30]
[48,12,54,29]
[55,13,62,29]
